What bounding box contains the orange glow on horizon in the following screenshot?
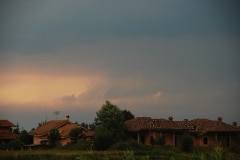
[0,72,101,106]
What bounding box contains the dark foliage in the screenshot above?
[181,132,194,152]
[48,128,60,146]
[122,109,135,121]
[19,130,33,145]
[69,128,83,143]
[93,130,114,150]
[7,139,24,150]
[94,101,127,150]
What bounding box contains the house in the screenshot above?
[30,116,93,146]
[125,116,240,147]
[0,120,18,144]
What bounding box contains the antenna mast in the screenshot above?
[53,111,60,119]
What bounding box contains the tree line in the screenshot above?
[1,101,135,150]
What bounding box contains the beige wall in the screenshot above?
[33,136,40,145]
[59,137,71,145]
[131,130,239,147]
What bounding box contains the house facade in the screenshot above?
[30,116,93,146]
[0,120,18,144]
[125,117,240,147]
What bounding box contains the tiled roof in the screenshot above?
[126,117,240,134]
[30,120,70,135]
[59,123,80,137]
[188,119,240,134]
[30,120,93,138]
[0,133,18,140]
[0,120,16,127]
[125,117,191,132]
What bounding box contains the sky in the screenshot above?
[0,0,240,131]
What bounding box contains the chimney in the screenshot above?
[217,117,222,122]
[232,122,237,126]
[168,116,173,121]
[65,115,70,121]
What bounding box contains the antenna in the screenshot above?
[53,111,60,119]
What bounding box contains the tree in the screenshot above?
[122,109,135,121]
[81,122,89,129]
[88,122,96,131]
[38,120,47,127]
[13,122,20,135]
[94,101,126,149]
[19,130,33,145]
[69,127,83,143]
[48,128,60,146]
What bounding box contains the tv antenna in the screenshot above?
[53,111,60,119]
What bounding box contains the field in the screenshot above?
[0,146,240,160]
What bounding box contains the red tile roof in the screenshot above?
[60,123,85,137]
[60,123,92,138]
[0,120,16,127]
[30,120,93,138]
[0,133,18,140]
[125,117,190,132]
[126,117,240,134]
[188,119,240,134]
[30,120,70,135]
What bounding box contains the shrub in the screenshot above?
[210,146,223,160]
[93,130,114,150]
[61,140,93,150]
[122,150,135,160]
[181,132,193,152]
[156,135,165,146]
[7,139,24,150]
[109,140,148,151]
[76,151,94,160]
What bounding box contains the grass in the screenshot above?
[0,146,239,160]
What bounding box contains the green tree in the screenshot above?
[122,109,135,121]
[48,128,60,146]
[69,127,83,143]
[81,122,89,129]
[38,120,47,127]
[94,101,126,150]
[19,130,33,145]
[89,122,96,131]
[13,122,20,135]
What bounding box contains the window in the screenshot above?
[203,137,208,145]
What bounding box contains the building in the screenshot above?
[30,116,93,146]
[125,117,240,147]
[0,120,18,144]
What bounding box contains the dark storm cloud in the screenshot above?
[1,0,240,130]
[1,0,239,52]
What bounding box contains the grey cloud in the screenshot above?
[1,1,240,52]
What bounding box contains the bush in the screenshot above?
[210,146,223,160]
[122,150,135,160]
[155,136,165,146]
[7,139,24,150]
[61,140,93,150]
[109,140,148,151]
[93,130,114,150]
[181,133,193,152]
